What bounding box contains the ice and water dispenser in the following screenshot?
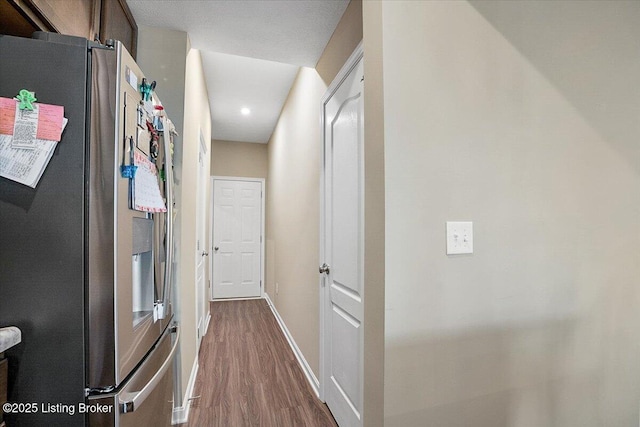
[132,217,155,327]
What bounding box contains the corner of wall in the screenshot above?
[178,44,212,405]
[362,1,385,425]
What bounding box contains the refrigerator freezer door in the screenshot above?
[88,325,177,427]
[120,325,179,414]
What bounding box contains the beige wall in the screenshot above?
[136,26,188,140]
[316,0,362,85]
[266,66,324,376]
[211,139,268,179]
[266,0,362,383]
[177,46,211,403]
[362,2,385,425]
[381,1,640,425]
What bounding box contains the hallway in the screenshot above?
[184,299,337,426]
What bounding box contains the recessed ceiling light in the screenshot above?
[241,107,251,116]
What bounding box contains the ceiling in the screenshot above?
[127,0,349,143]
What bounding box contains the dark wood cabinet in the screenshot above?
[0,0,137,58]
[99,0,137,58]
[0,0,41,37]
[24,0,99,38]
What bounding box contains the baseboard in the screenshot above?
[171,353,199,425]
[263,293,320,397]
[212,296,262,301]
[204,311,211,336]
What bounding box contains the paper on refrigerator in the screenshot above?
[0,97,16,135]
[133,150,167,212]
[0,96,67,188]
[0,98,65,144]
[11,105,39,149]
[0,118,68,188]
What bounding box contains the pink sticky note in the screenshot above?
[0,97,16,135]
[36,103,64,141]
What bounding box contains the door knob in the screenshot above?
[214,246,219,251]
[202,251,209,256]
[319,263,330,274]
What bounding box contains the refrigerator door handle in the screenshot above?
[119,326,180,413]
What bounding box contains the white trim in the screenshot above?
[210,176,266,300]
[321,40,364,105]
[171,354,199,425]
[319,41,364,405]
[319,86,326,400]
[203,310,211,336]
[212,296,262,302]
[264,293,320,397]
[212,175,265,182]
[196,136,208,352]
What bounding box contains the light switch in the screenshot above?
[446,221,473,255]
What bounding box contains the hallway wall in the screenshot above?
[381,1,640,425]
[266,66,324,377]
[179,45,212,403]
[136,26,188,143]
[361,2,385,424]
[266,0,362,382]
[211,139,268,179]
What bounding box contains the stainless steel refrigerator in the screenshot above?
[0,33,178,426]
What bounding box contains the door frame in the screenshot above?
[210,176,266,300]
[196,130,208,350]
[319,41,364,403]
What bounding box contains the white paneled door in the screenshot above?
[321,47,364,427]
[212,179,263,299]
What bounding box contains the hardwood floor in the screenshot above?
[184,299,338,427]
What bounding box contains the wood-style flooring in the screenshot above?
[184,299,338,427]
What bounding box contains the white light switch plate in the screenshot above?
[446,221,473,255]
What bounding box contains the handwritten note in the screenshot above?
[133,150,167,212]
[0,97,64,142]
[0,98,16,135]
[37,103,64,141]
